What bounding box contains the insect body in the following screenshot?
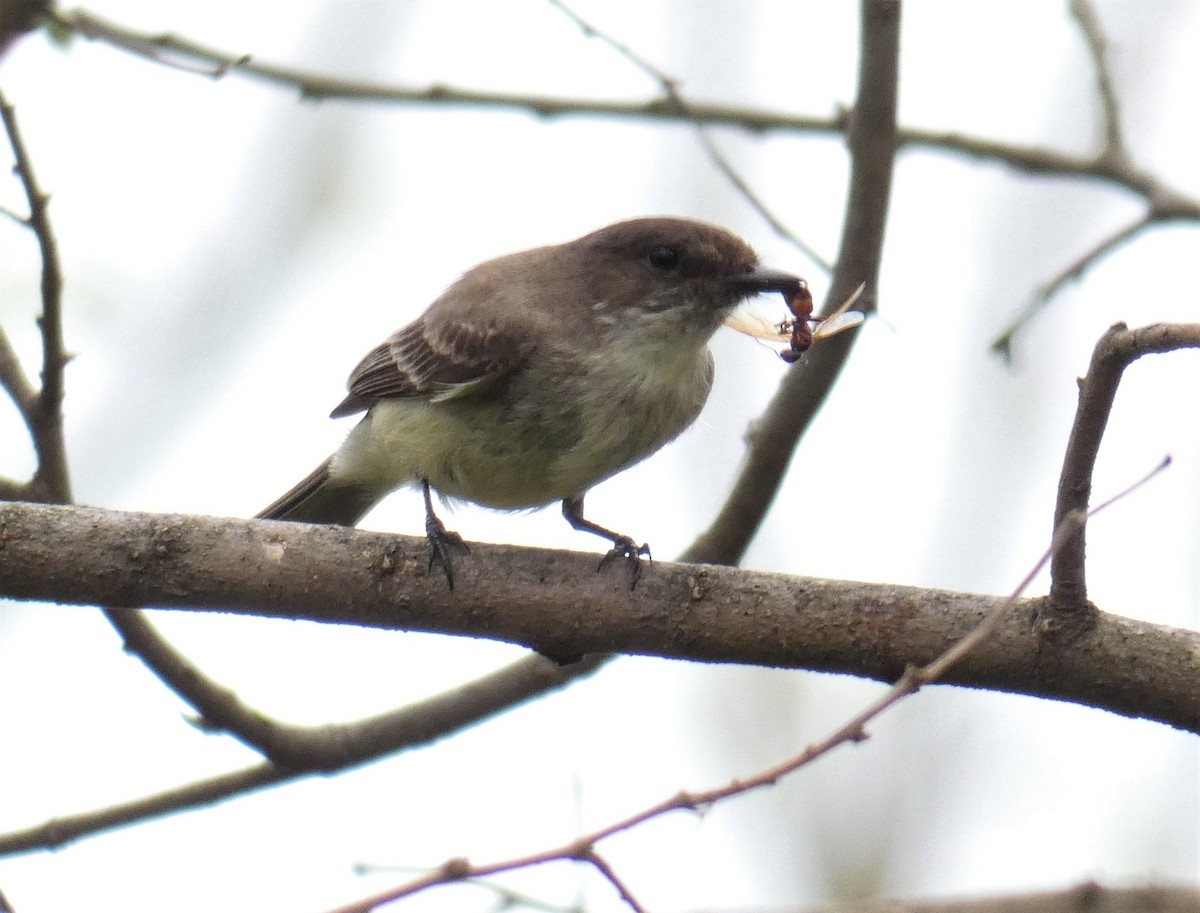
[725,282,865,362]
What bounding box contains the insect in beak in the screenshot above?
[724,282,865,362]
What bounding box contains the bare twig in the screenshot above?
[546,0,830,271]
[1049,323,1200,612]
[991,215,1156,359]
[0,764,286,855]
[993,3,1184,356]
[580,849,646,913]
[54,7,832,125]
[352,863,584,913]
[0,87,72,504]
[1068,0,1125,159]
[0,322,38,427]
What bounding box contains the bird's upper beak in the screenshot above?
[726,266,805,296]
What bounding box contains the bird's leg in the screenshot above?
[423,480,469,590]
[562,496,651,588]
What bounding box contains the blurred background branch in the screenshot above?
[47,3,1200,357]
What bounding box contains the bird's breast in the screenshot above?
[335,343,715,511]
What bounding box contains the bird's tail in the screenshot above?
[257,457,381,526]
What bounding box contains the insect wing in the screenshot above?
[723,311,792,343]
[725,281,866,358]
[812,310,865,339]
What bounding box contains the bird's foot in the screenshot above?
[425,513,469,590]
[598,535,651,589]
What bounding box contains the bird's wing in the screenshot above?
[329,316,531,418]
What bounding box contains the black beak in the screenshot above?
[726,266,805,296]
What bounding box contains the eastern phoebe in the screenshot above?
[259,217,804,587]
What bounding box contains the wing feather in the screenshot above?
[329,315,531,418]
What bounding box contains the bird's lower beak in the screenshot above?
[727,267,805,296]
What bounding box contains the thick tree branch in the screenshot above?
[2,501,1199,736]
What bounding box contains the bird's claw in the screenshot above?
[598,536,651,589]
[425,514,469,590]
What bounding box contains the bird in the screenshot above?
[258,217,805,588]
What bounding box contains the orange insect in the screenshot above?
[725,282,865,362]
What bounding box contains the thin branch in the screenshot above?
[996,1,1185,353]
[103,605,607,770]
[100,581,619,824]
[54,7,830,123]
[351,863,584,913]
[0,321,38,422]
[580,850,646,913]
[53,8,1200,213]
[0,645,606,854]
[0,203,29,224]
[1049,323,1200,611]
[991,215,1158,360]
[1069,0,1125,160]
[102,607,312,764]
[0,763,286,856]
[0,87,72,503]
[53,5,1200,350]
[546,0,830,271]
[701,884,1200,913]
[896,127,1197,215]
[682,0,898,566]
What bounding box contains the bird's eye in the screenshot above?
[647,245,681,271]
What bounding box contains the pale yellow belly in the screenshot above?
[331,349,713,510]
